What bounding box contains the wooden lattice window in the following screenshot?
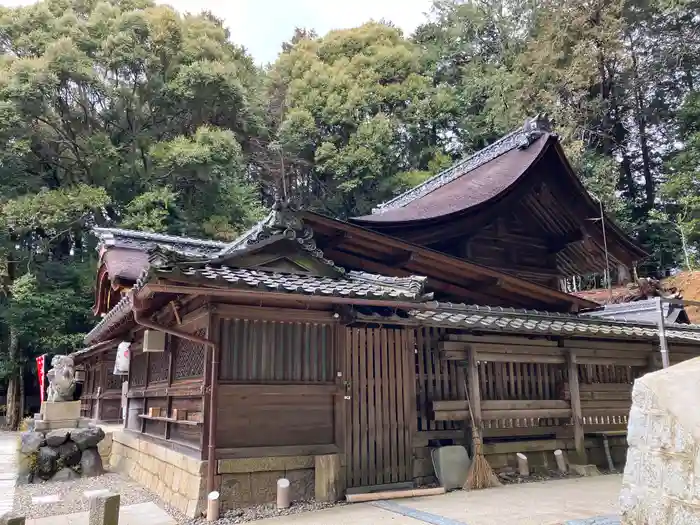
[130,354,147,387]
[148,351,169,383]
[172,329,207,380]
[105,365,122,391]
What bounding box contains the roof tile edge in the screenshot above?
[371,114,556,213]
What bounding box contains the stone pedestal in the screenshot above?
[41,401,81,421]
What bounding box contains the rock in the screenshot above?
[51,467,80,482]
[57,440,81,467]
[16,472,33,485]
[71,427,105,450]
[37,446,59,480]
[45,428,71,447]
[80,447,104,477]
[20,431,45,454]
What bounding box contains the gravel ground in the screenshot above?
[12,472,154,519]
[497,467,583,485]
[179,501,346,525]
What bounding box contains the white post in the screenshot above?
[554,449,567,473]
[517,453,529,477]
[206,491,220,522]
[277,478,290,509]
[657,297,670,369]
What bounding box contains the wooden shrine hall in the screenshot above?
[73,116,700,517]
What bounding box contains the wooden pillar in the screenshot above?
[466,346,482,429]
[566,350,587,464]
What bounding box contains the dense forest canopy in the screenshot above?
[0,0,699,426]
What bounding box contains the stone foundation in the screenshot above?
[217,456,316,510]
[110,431,207,518]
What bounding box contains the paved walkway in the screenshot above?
[252,475,622,525]
[0,432,18,517]
[25,502,175,525]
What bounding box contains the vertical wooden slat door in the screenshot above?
[345,327,414,488]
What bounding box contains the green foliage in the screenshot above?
[268,22,458,217]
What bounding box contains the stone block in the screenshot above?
[250,470,284,505]
[35,419,79,432]
[113,430,138,450]
[288,468,315,501]
[173,494,188,513]
[41,401,81,422]
[164,464,174,487]
[570,464,601,477]
[218,456,314,474]
[172,468,182,494]
[220,473,253,510]
[184,473,205,500]
[186,499,200,519]
[88,492,120,525]
[315,454,343,503]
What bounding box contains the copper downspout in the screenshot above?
[132,308,220,497]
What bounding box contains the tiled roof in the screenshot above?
[94,227,226,258]
[363,115,555,216]
[359,303,700,343]
[168,266,431,301]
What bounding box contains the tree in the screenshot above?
[0,0,267,427]
[266,22,457,217]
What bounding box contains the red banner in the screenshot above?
[36,354,46,404]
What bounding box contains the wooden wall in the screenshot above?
[124,307,209,457]
[79,347,123,423]
[413,330,700,480]
[214,309,340,459]
[433,209,560,288]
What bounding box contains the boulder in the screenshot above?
[20,431,45,454]
[37,446,59,480]
[57,440,81,467]
[80,448,104,477]
[71,427,105,450]
[45,428,71,447]
[51,467,80,482]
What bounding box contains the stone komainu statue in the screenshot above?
[46,355,76,402]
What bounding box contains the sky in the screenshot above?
[0,0,435,64]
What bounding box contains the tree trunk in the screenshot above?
[5,325,21,430]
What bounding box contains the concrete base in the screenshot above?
[34,416,93,432]
[569,464,601,477]
[40,400,81,422]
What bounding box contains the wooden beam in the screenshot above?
[303,212,597,311]
[467,345,481,428]
[322,232,350,250]
[325,248,509,305]
[546,229,585,254]
[566,350,587,464]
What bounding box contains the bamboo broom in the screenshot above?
[463,379,501,490]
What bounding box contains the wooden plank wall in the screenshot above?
[215,314,340,458]
[218,318,334,382]
[345,326,415,489]
[414,327,466,443]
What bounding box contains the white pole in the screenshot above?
[554,449,567,473]
[657,297,670,369]
[517,453,529,477]
[277,478,290,509]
